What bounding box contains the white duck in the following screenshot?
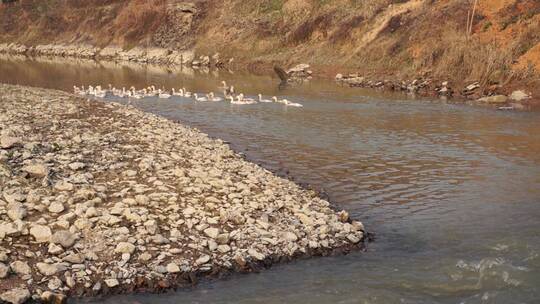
[194,93,208,102]
[158,89,171,99]
[207,92,223,102]
[73,86,86,96]
[94,85,107,98]
[272,96,303,107]
[231,94,257,105]
[258,94,272,103]
[182,88,192,98]
[172,88,183,96]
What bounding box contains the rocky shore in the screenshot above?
[0,43,230,68]
[0,84,364,303]
[335,73,534,109]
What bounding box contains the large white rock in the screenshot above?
[9,261,30,275]
[0,288,31,304]
[30,225,52,243]
[36,262,59,276]
[21,163,48,177]
[204,227,219,239]
[477,95,508,104]
[510,90,531,101]
[7,202,27,221]
[115,242,136,254]
[51,230,77,248]
[48,202,65,213]
[166,262,180,273]
[105,278,119,288]
[0,135,20,149]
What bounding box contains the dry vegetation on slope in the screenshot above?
[1,0,539,92]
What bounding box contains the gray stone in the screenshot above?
[51,230,77,248]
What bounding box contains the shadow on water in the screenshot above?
[1,55,540,303]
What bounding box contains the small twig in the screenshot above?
[469,0,478,37]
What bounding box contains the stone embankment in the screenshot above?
[335,73,533,109]
[0,43,231,68]
[0,84,364,303]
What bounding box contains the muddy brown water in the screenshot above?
[1,56,540,303]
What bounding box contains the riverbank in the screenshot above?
[0,44,537,111]
[0,84,364,303]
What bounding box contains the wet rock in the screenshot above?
[338,210,349,223]
[0,288,31,304]
[478,95,508,104]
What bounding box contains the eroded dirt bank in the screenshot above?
[0,84,364,303]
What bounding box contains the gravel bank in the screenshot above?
[0,84,365,303]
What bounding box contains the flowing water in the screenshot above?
[1,55,540,303]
